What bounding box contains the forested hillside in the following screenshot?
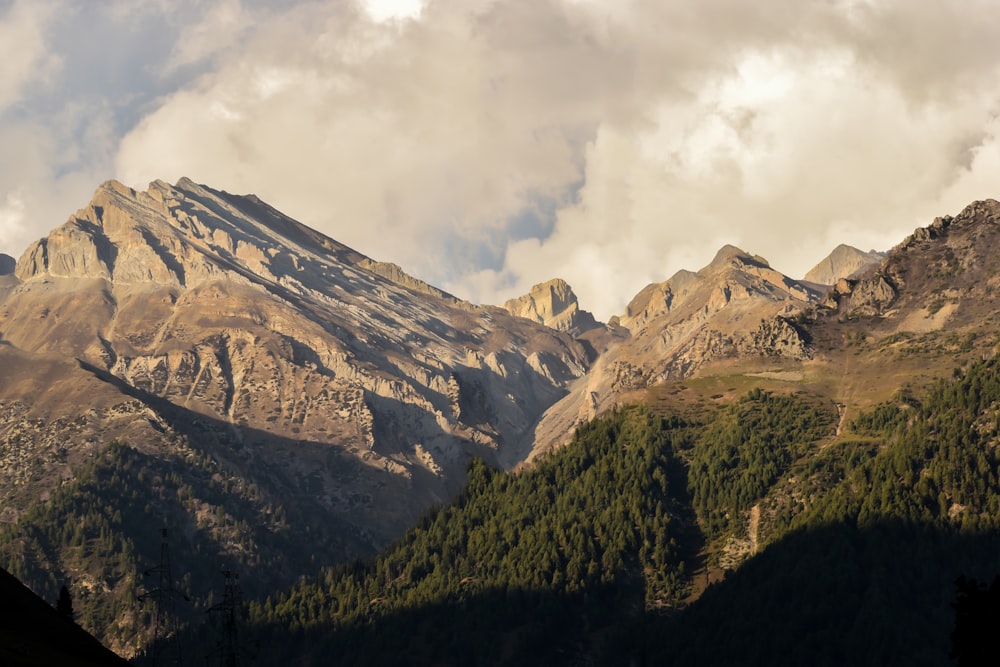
[652,357,1000,666]
[0,436,349,656]
[248,407,693,665]
[235,356,1000,666]
[9,354,1000,664]
[230,389,834,665]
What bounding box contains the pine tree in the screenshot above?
[56,583,75,623]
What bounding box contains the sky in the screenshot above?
[1,0,999,320]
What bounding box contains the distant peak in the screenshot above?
[712,244,749,264]
[707,244,770,272]
[803,244,884,285]
[530,278,574,298]
[0,253,14,275]
[503,278,599,334]
[95,179,137,199]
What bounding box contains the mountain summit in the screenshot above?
[0,178,592,652]
[2,176,591,509]
[528,245,822,459]
[503,278,600,335]
[5,178,1000,658]
[803,244,884,285]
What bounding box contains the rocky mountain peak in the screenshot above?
[531,246,822,459]
[13,177,383,290]
[0,253,14,275]
[954,198,1000,225]
[503,278,600,335]
[621,245,815,333]
[817,199,1000,325]
[707,244,764,271]
[0,177,594,580]
[803,244,885,285]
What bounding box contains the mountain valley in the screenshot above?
[2,180,1000,664]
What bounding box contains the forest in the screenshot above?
[243,357,1000,665]
[8,356,1000,664]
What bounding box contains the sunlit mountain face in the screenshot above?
[3,181,1000,664]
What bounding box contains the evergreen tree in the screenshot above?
[56,583,75,622]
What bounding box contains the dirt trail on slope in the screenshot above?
[748,504,760,554]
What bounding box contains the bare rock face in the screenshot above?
[528,245,823,459]
[820,199,1000,328]
[503,278,601,335]
[0,254,14,275]
[0,178,592,563]
[738,317,812,359]
[803,244,885,285]
[843,273,899,317]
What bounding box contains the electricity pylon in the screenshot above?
[207,569,250,667]
[138,528,187,666]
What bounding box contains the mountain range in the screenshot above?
[1,178,998,662]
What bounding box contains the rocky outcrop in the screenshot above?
[818,201,1000,324]
[528,246,822,459]
[808,199,1000,350]
[0,178,593,567]
[738,317,812,359]
[357,259,459,303]
[0,253,15,275]
[840,274,899,317]
[503,278,600,335]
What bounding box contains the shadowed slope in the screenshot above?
[0,567,129,667]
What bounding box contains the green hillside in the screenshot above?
[0,433,355,657]
[8,355,1000,664]
[238,356,1000,665]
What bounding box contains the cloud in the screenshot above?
[0,114,118,256]
[4,0,1000,321]
[0,1,59,111]
[0,191,26,251]
[362,0,426,23]
[116,0,626,281]
[0,0,289,257]
[160,0,256,74]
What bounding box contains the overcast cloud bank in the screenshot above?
[2,0,999,319]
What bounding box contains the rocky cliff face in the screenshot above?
[525,202,1000,461]
[503,278,601,335]
[0,254,14,275]
[527,245,822,459]
[819,200,1000,328]
[0,178,592,563]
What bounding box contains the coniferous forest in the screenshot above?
[241,357,1000,664]
[9,356,1000,664]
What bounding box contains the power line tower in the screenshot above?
[207,569,248,667]
[138,528,187,667]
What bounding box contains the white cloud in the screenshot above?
[0,116,113,257]
[116,1,616,284]
[0,191,26,252]
[161,0,255,73]
[0,1,59,111]
[362,0,426,23]
[497,38,1000,317]
[4,0,1000,322]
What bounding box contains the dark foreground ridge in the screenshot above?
[0,566,129,667]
